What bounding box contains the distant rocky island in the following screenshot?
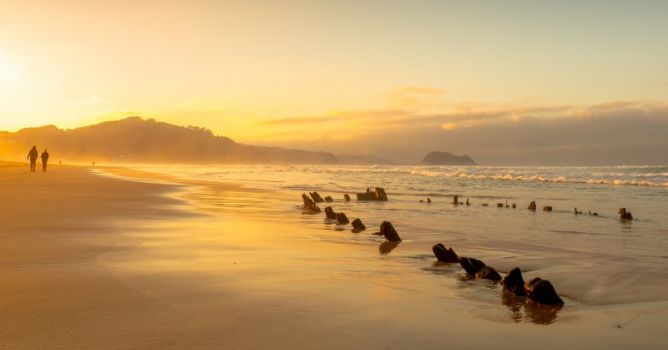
[420,151,476,165]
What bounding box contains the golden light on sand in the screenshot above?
[1,1,667,348]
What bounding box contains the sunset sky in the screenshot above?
[1,0,667,163]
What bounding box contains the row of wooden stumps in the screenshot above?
[529,200,634,220]
[303,190,562,306]
[433,243,565,306]
[302,187,401,242]
[356,187,388,201]
[423,195,634,221]
[301,189,400,240]
[302,189,627,309]
[309,188,386,204]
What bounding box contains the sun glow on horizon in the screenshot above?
[0,53,22,93]
[0,1,667,148]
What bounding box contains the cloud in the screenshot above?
[257,100,668,165]
[253,109,416,143]
[260,115,335,126]
[259,109,406,126]
[387,86,447,111]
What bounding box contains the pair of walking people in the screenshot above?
[27,146,49,172]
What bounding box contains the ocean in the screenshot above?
[128,164,668,325]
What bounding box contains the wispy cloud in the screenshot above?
[252,98,668,165]
[259,109,406,126]
[387,86,447,111]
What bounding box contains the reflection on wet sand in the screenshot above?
[501,291,562,324]
[422,262,459,277]
[425,266,564,325]
[501,293,524,323]
[523,302,562,325]
[379,241,399,255]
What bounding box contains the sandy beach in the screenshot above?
[1,161,666,349]
[3,1,668,349]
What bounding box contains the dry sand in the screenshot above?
[0,161,665,349]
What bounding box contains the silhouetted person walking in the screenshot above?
[27,146,38,172]
[41,149,49,172]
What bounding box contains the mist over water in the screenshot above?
[138,164,668,312]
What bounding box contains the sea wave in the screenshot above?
[408,169,668,187]
[153,164,668,189]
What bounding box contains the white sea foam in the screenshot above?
[407,166,668,187]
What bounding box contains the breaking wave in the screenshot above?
[408,167,668,188]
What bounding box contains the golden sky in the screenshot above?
[1,0,667,145]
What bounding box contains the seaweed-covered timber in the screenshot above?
[619,208,634,221]
[543,206,553,212]
[376,221,402,242]
[426,197,432,203]
[459,257,486,275]
[356,187,388,201]
[502,267,526,296]
[459,257,501,281]
[351,218,366,231]
[324,206,337,220]
[525,277,564,306]
[344,194,351,201]
[432,243,459,263]
[497,203,504,208]
[432,248,565,305]
[476,266,502,281]
[452,195,459,205]
[466,198,470,206]
[325,196,334,202]
[302,193,321,213]
[309,191,325,203]
[336,212,350,224]
[376,187,388,201]
[528,201,537,211]
[512,203,516,209]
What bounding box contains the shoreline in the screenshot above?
[1,161,666,349]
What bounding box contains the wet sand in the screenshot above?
[0,161,666,349]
